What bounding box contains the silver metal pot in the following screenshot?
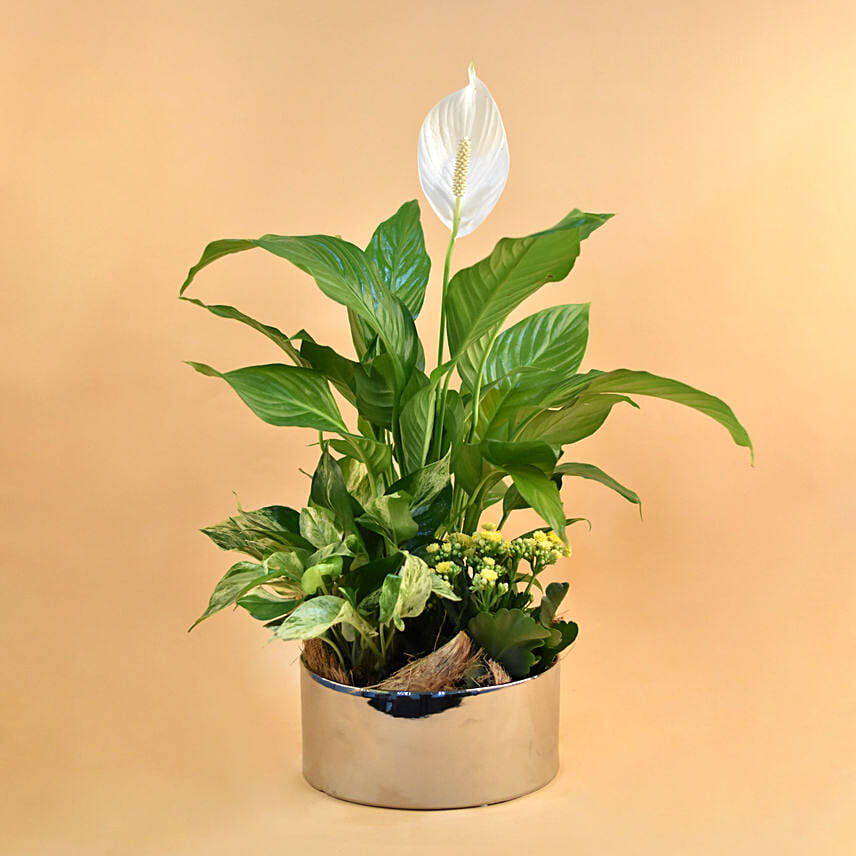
[300,660,560,809]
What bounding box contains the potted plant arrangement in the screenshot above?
[180,65,752,809]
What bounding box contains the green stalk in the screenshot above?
[430,197,463,461]
[437,197,462,366]
[467,330,500,443]
[319,634,346,670]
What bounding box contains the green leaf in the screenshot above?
[519,394,639,445]
[357,492,418,544]
[468,608,552,678]
[186,362,345,433]
[339,458,374,508]
[483,439,560,474]
[366,200,431,317]
[430,573,461,602]
[179,238,257,294]
[237,590,300,621]
[299,339,357,404]
[310,449,355,532]
[575,369,754,461]
[507,466,567,541]
[554,462,641,513]
[473,370,571,441]
[378,574,403,628]
[181,234,419,392]
[459,303,589,393]
[346,552,404,602]
[536,581,569,627]
[537,619,579,668]
[300,556,343,595]
[180,297,304,365]
[201,505,309,559]
[378,553,434,631]
[299,507,341,549]
[352,354,396,427]
[387,455,450,510]
[273,595,376,641]
[516,518,591,540]
[445,210,611,362]
[451,443,498,496]
[329,435,392,480]
[190,557,302,630]
[399,383,437,473]
[190,561,264,630]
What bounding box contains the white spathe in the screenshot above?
[418,65,509,238]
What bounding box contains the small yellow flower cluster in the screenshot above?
[424,523,570,608]
[509,529,571,566]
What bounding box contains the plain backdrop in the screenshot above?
[2,1,854,853]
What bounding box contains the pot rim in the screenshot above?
[300,656,559,700]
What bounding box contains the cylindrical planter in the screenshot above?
[300,659,560,809]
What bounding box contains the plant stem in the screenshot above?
[437,197,462,366]
[319,634,346,670]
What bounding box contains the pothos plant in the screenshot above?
[181,65,752,686]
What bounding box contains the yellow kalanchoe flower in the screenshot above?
[435,560,453,575]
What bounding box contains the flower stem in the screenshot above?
[437,196,462,365]
[430,197,462,462]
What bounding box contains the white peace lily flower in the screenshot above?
[418,63,509,237]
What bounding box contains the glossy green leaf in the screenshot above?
[187,362,345,433]
[536,581,569,627]
[189,561,265,630]
[180,297,304,365]
[445,210,611,362]
[181,234,419,391]
[237,590,300,621]
[347,553,404,602]
[200,505,309,559]
[378,574,403,628]
[519,394,639,445]
[554,462,641,513]
[483,439,560,474]
[179,238,257,293]
[357,492,418,544]
[273,595,376,641]
[329,435,392,480]
[576,369,754,460]
[378,553,434,631]
[468,608,552,678]
[474,369,570,441]
[352,356,396,427]
[190,557,302,630]
[430,573,460,602]
[299,507,341,549]
[537,619,579,668]
[459,303,589,392]
[299,339,357,404]
[310,449,355,532]
[399,383,437,473]
[387,455,450,510]
[300,557,343,595]
[507,465,567,541]
[366,200,431,317]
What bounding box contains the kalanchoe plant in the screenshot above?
[181,65,752,687]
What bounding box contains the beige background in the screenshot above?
[2,0,855,853]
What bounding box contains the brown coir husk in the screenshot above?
[371,631,479,692]
[302,637,351,685]
[303,632,514,691]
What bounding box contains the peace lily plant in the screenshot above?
[180,65,752,689]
